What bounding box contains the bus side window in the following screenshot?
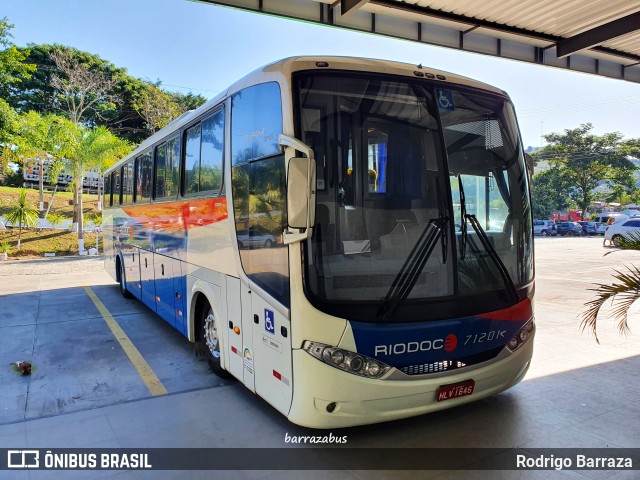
[113,169,121,205]
[155,143,167,199]
[121,162,134,205]
[104,173,112,207]
[134,153,152,203]
[140,151,152,202]
[184,125,202,195]
[200,109,224,195]
[166,136,180,198]
[231,82,288,306]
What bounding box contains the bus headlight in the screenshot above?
[506,319,535,352]
[303,341,391,379]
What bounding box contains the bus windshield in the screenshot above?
[296,73,533,322]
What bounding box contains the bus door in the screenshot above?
[139,249,156,311]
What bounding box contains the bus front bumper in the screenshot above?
[287,336,533,429]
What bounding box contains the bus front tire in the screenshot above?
[202,307,232,378]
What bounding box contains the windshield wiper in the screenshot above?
[378,217,447,322]
[458,175,468,259]
[457,175,518,303]
[464,213,519,304]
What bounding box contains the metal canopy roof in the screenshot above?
[197,0,640,83]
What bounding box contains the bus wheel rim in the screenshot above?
[204,311,221,359]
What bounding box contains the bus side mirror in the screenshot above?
[287,157,315,229]
[279,134,316,244]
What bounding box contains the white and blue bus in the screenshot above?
[102,57,534,428]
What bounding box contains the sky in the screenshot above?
[3,0,640,149]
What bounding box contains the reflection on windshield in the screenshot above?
[440,88,533,294]
[295,73,532,322]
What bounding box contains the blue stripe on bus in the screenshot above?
[350,315,527,368]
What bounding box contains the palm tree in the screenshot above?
[66,125,131,252]
[5,189,38,249]
[581,232,640,343]
[13,112,77,212]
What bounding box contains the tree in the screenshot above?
[0,17,36,93]
[0,98,19,172]
[5,189,38,249]
[49,49,122,125]
[1,44,206,144]
[581,232,640,343]
[133,84,181,133]
[65,125,132,251]
[2,44,144,140]
[12,111,78,211]
[171,91,207,113]
[534,124,638,215]
[531,167,572,218]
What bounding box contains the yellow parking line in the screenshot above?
[83,286,167,396]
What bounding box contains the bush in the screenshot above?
[2,167,23,187]
[0,241,13,254]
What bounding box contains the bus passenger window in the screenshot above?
[104,173,112,207]
[122,161,134,205]
[200,109,224,194]
[155,143,167,198]
[166,136,180,197]
[135,151,152,203]
[113,170,121,205]
[184,125,201,195]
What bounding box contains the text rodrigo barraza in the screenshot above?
[285,432,347,444]
[516,454,633,470]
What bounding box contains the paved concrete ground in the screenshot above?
[0,257,227,425]
[1,238,640,479]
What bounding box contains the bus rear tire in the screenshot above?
[202,307,232,378]
[117,258,133,299]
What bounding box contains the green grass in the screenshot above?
[0,186,103,258]
[0,185,99,219]
[0,228,102,258]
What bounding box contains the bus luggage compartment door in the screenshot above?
[225,276,245,382]
[123,248,142,300]
[241,286,256,392]
[153,254,176,329]
[139,249,156,311]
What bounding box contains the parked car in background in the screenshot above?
[592,213,629,235]
[577,221,597,235]
[556,222,584,236]
[591,213,628,224]
[604,219,640,246]
[620,209,640,218]
[533,219,556,236]
[237,226,276,249]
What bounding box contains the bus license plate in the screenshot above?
[436,379,475,402]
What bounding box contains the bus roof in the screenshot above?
[106,56,506,175]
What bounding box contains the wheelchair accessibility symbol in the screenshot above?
[437,89,455,111]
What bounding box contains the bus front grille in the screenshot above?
[401,360,466,375]
[399,347,504,375]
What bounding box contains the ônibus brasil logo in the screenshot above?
[374,333,458,356]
